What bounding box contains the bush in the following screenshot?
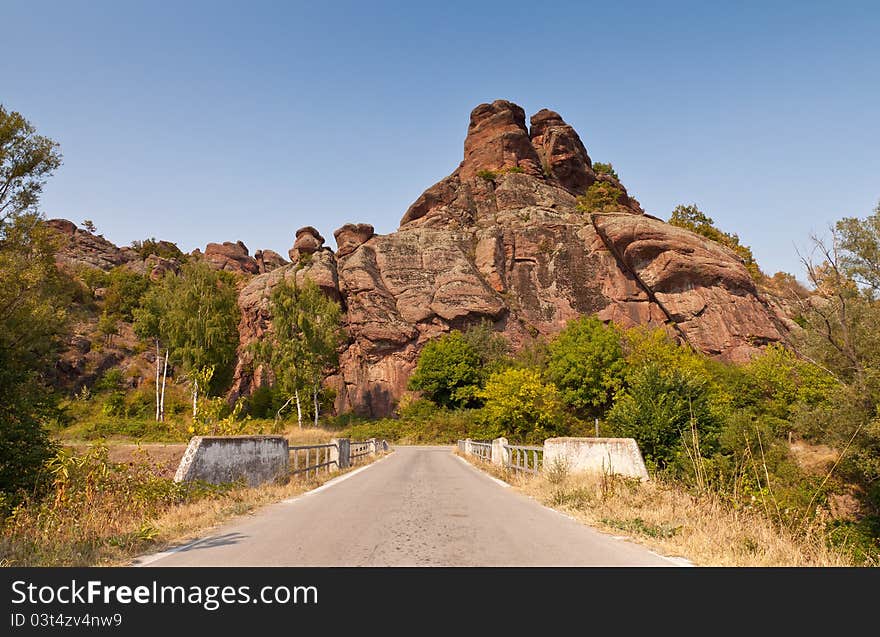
[607,363,721,471]
[577,181,626,212]
[0,445,229,565]
[476,169,497,181]
[591,162,619,180]
[408,331,483,409]
[546,316,626,415]
[478,368,565,443]
[103,267,150,321]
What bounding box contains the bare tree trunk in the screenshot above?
[159,349,168,422]
[274,395,295,429]
[155,340,161,422]
[295,389,302,429]
[313,383,319,428]
[192,377,198,420]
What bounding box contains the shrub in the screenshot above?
[607,363,721,472]
[102,267,150,321]
[478,368,565,443]
[577,180,626,212]
[591,162,619,180]
[476,169,497,181]
[408,331,483,409]
[545,316,626,415]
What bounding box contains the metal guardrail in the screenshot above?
[350,440,371,465]
[470,441,492,463]
[290,443,337,478]
[504,444,543,475]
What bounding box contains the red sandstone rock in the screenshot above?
[230,100,789,416]
[254,249,287,273]
[289,226,325,261]
[333,223,375,257]
[204,241,259,275]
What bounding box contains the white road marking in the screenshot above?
[454,454,510,488]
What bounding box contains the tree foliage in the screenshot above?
[607,363,720,471]
[0,105,66,504]
[545,316,626,415]
[130,237,184,261]
[102,266,150,322]
[478,368,564,443]
[591,162,619,180]
[253,277,342,425]
[133,261,240,396]
[408,331,483,409]
[576,180,626,213]
[669,204,762,280]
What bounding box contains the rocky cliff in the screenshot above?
[232,100,787,417]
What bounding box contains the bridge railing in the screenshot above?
[456,436,650,482]
[350,440,371,465]
[290,438,389,478]
[469,441,492,463]
[290,443,338,478]
[504,444,543,476]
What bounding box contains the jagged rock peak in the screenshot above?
[289,226,325,261]
[460,100,543,181]
[529,108,595,195]
[334,223,374,258]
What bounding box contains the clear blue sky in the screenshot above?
[3,1,878,277]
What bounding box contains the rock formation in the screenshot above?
[203,241,260,275]
[232,100,787,417]
[46,218,141,271]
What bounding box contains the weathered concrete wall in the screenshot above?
[174,435,289,487]
[543,437,649,480]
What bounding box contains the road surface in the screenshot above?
[137,446,676,566]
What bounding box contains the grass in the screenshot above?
[456,451,854,566]
[0,442,389,567]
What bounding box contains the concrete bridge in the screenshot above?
[136,445,677,567]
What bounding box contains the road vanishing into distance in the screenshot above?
[136,446,677,567]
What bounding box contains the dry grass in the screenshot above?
[1,444,388,567]
[456,451,852,566]
[282,426,345,446]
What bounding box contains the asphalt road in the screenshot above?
[137,446,676,566]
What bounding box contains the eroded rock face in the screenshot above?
[232,100,788,416]
[45,219,140,271]
[254,249,287,273]
[204,241,259,274]
[333,223,374,257]
[289,226,325,261]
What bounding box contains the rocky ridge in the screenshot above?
[231,100,788,417]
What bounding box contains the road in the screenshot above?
[137,446,676,566]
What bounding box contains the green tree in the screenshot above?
[133,261,240,419]
[478,368,564,443]
[591,162,619,180]
[461,319,510,374]
[835,201,880,293]
[669,204,762,280]
[0,105,65,504]
[102,266,150,321]
[254,277,342,427]
[794,207,880,512]
[130,237,184,261]
[545,316,626,415]
[607,363,720,471]
[577,180,626,213]
[408,331,483,409]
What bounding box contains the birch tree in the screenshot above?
[133,261,240,421]
[254,277,341,428]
